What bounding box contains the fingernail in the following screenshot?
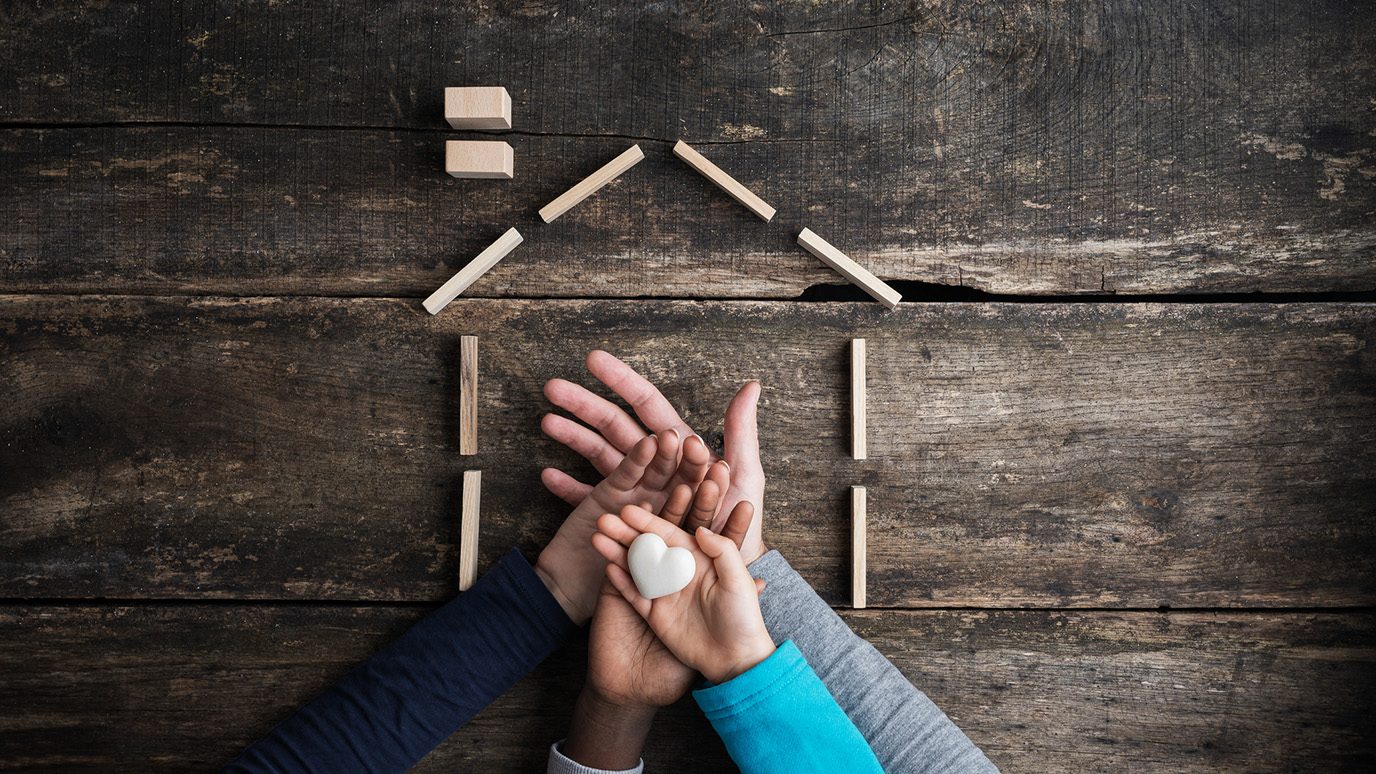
[719,459,731,473]
[668,428,681,441]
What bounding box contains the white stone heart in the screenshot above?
[627,532,695,600]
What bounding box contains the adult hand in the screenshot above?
[592,500,774,685]
[541,350,766,563]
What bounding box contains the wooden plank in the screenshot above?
[422,227,523,315]
[1,125,1373,297]
[672,141,775,221]
[459,470,481,591]
[538,145,645,223]
[799,228,903,309]
[1,297,1374,606]
[851,338,866,460]
[851,485,867,609]
[459,335,478,456]
[1,605,1371,771]
[443,87,511,131]
[444,140,513,180]
[1,3,1372,295]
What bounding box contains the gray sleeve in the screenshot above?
[749,550,998,773]
[546,741,644,774]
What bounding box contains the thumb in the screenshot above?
[695,526,753,588]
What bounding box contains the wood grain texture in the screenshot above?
[852,485,867,609]
[460,335,478,455]
[1,605,1370,772]
[1,2,1373,295]
[459,470,481,591]
[2,296,1372,606]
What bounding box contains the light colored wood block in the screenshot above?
[459,469,482,591]
[852,338,867,460]
[852,485,867,609]
[672,140,776,221]
[538,144,645,223]
[423,227,523,315]
[445,140,514,179]
[444,86,512,130]
[460,335,478,455]
[796,228,903,310]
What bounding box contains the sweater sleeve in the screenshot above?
[748,550,999,773]
[226,547,579,773]
[692,640,883,774]
[545,741,644,774]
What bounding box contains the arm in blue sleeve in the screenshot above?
[226,547,578,773]
[692,640,883,774]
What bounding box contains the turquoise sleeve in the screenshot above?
[692,640,883,774]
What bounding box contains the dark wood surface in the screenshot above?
[2,1,1374,296]
[3,605,1372,772]
[2,1,1374,771]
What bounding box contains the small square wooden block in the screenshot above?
[444,86,512,130]
[445,140,514,180]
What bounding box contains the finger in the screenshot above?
[754,578,767,594]
[540,468,594,507]
[591,532,630,571]
[541,413,624,476]
[694,526,754,587]
[659,483,694,528]
[638,427,682,491]
[606,562,654,619]
[719,500,754,549]
[587,350,692,437]
[683,477,722,533]
[618,503,695,548]
[604,435,657,492]
[595,512,643,549]
[722,381,763,485]
[544,377,648,453]
[669,433,714,490]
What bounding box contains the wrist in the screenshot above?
[561,686,656,770]
[706,634,776,684]
[533,555,591,625]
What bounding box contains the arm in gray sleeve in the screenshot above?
[748,550,998,773]
[546,741,644,774]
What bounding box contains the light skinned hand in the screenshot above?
[592,500,775,685]
[541,350,767,564]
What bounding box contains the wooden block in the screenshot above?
[797,228,903,310]
[445,140,514,180]
[538,144,645,223]
[459,469,482,591]
[460,335,478,455]
[852,485,867,609]
[423,227,523,315]
[444,86,512,130]
[852,338,867,460]
[672,140,776,221]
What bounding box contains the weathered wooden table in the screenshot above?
[2,2,1374,771]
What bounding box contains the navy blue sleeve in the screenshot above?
[226,547,578,773]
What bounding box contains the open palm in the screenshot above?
[541,350,766,563]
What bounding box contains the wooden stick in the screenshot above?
[460,335,478,455]
[852,485,867,609]
[423,227,523,315]
[538,145,645,223]
[797,228,903,310]
[672,140,776,221]
[852,338,867,460]
[459,469,482,591]
[444,86,512,130]
[445,140,514,180]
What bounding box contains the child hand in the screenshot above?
[592,494,775,684]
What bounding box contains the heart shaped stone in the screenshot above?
[627,532,695,600]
